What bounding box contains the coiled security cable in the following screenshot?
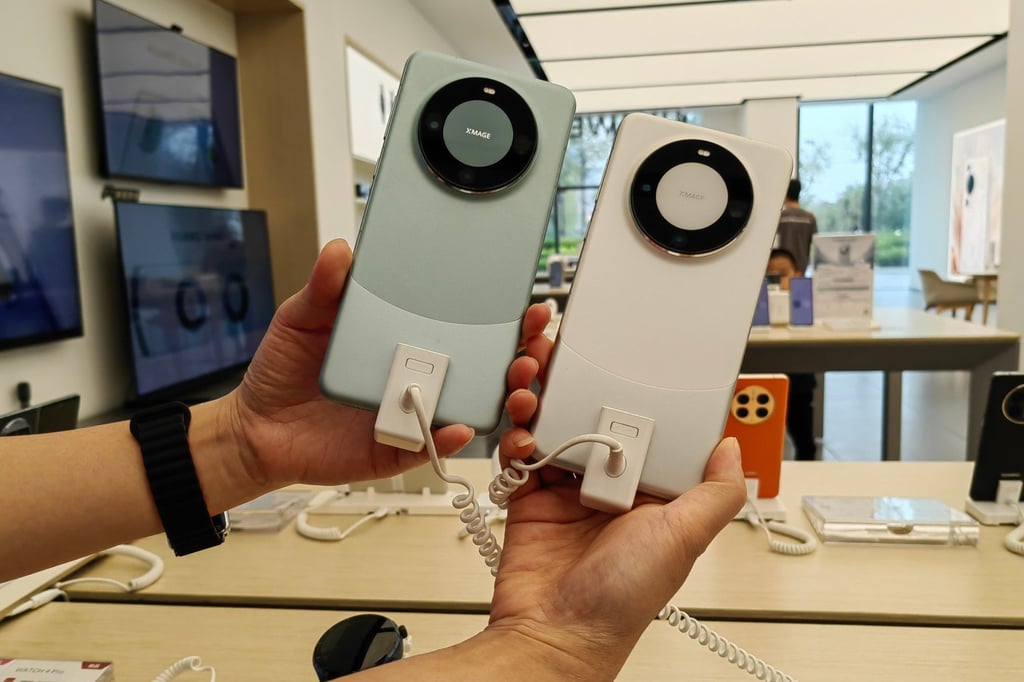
[659,605,797,682]
[404,384,621,576]
[152,656,216,682]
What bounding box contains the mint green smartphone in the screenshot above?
[320,51,575,433]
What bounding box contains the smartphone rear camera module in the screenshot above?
[732,385,775,425]
[630,139,753,256]
[418,77,537,193]
[1000,384,1024,425]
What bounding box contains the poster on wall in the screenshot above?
[345,45,399,164]
[948,119,1005,278]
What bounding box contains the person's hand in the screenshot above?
[226,239,549,490]
[488,333,746,679]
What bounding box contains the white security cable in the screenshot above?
[296,489,391,542]
[56,545,164,592]
[152,656,216,682]
[3,545,164,621]
[404,384,621,575]
[742,499,817,556]
[659,605,797,682]
[1004,503,1024,556]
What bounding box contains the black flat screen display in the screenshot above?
[0,72,83,351]
[114,202,275,400]
[94,0,244,188]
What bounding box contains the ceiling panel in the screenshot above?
[572,72,926,113]
[488,0,1008,112]
[516,0,1007,61]
[544,37,989,91]
[511,0,748,12]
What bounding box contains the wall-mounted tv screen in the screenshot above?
[0,72,83,351]
[94,0,244,188]
[113,202,275,402]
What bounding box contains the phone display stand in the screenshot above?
[965,480,1023,525]
[964,498,1021,525]
[802,495,980,546]
[734,495,787,522]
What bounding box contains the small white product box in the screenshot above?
[0,658,114,681]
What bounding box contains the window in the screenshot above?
[542,110,700,271]
[799,101,916,266]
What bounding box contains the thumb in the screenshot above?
[660,437,746,561]
[276,239,353,332]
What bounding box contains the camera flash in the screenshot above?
[483,87,496,95]
[698,149,711,157]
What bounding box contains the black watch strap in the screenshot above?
[130,402,228,556]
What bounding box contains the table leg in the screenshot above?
[813,372,824,459]
[968,344,1020,460]
[882,371,903,461]
[981,277,993,326]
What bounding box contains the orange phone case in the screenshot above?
[723,374,789,498]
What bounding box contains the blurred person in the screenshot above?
[774,178,817,276]
[766,247,817,460]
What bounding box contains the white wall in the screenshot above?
[0,0,246,417]
[996,3,1024,353]
[742,97,799,166]
[303,0,457,247]
[695,105,743,135]
[909,65,1006,278]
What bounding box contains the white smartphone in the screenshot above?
[319,51,575,434]
[531,113,792,505]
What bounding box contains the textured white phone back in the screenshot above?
[532,114,793,501]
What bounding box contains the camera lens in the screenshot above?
[630,139,753,256]
[512,134,535,156]
[175,278,208,331]
[418,77,537,193]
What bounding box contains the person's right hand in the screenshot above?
[484,329,746,679]
[487,439,745,679]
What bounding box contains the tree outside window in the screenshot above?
[541,110,700,271]
[799,101,916,267]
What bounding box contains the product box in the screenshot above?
[0,658,113,681]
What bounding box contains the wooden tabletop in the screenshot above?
[745,307,1018,347]
[63,459,1024,627]
[2,602,1022,681]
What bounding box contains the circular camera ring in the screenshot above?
[1001,384,1024,425]
[176,277,208,331]
[630,139,754,256]
[418,77,537,193]
[222,272,250,323]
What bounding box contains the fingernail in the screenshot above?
[515,436,534,448]
[722,436,741,462]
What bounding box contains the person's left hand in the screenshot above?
[225,239,551,491]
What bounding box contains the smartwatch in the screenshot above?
[313,614,409,680]
[130,402,229,556]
